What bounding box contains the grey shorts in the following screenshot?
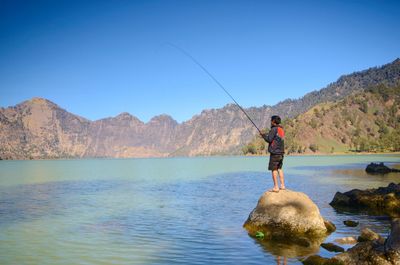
[268,154,284,171]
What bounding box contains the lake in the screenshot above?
[1,155,399,264]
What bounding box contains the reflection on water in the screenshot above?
[0,155,399,264]
[253,237,320,258]
[276,255,288,265]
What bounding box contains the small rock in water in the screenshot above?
[357,228,383,242]
[324,219,336,233]
[334,237,358,245]
[343,220,359,227]
[321,243,345,253]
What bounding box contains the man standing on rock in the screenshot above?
[261,115,285,192]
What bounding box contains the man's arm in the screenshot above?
[261,127,276,143]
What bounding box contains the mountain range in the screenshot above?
[1,58,399,159]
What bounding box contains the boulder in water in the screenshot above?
[244,189,334,247]
[366,162,400,174]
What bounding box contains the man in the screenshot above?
[261,115,285,192]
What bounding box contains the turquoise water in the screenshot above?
[0,155,399,264]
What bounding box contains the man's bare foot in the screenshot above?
[280,186,286,190]
[269,188,280,193]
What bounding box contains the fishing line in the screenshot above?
[166,43,262,135]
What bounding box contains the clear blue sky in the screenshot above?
[1,0,399,123]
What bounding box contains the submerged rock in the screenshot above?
[302,255,344,265]
[244,190,334,247]
[324,219,336,233]
[334,236,358,245]
[343,220,359,227]
[366,162,400,174]
[358,228,384,243]
[330,183,400,217]
[320,243,344,253]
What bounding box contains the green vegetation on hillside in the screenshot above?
[243,83,400,155]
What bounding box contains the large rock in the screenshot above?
[330,183,400,217]
[366,162,400,174]
[243,190,334,247]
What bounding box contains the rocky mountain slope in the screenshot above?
[0,98,91,159]
[1,58,399,159]
[0,98,179,159]
[244,83,400,154]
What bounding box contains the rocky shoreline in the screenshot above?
[244,182,400,264]
[303,218,400,265]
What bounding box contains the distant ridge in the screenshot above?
[271,58,400,119]
[1,58,399,159]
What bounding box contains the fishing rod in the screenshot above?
[167,43,263,135]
